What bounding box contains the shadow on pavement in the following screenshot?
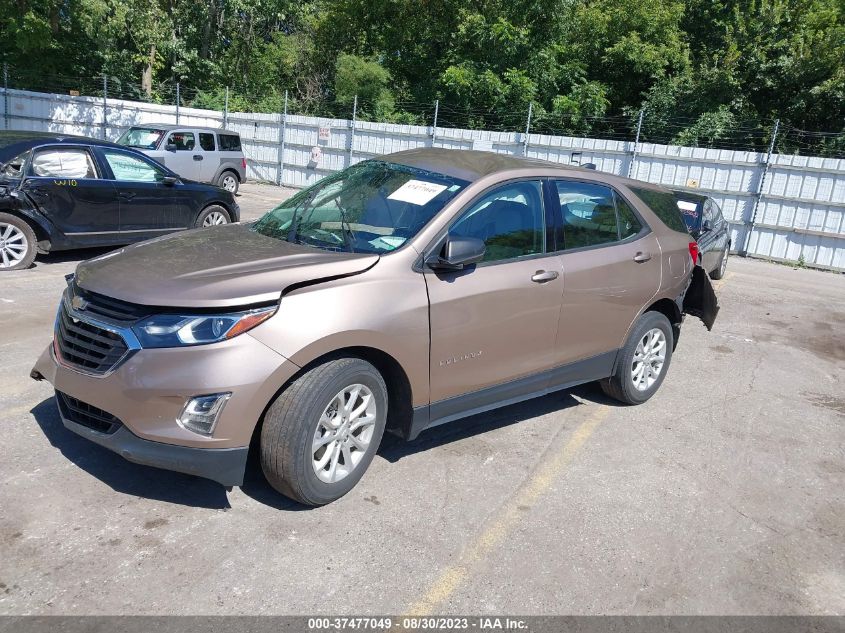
[30,397,233,510]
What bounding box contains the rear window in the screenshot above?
[217,134,241,152]
[199,133,215,151]
[629,187,689,234]
[675,197,703,233]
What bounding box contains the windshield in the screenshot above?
[117,128,166,150]
[252,160,468,254]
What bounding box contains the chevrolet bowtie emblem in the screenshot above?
[71,295,89,311]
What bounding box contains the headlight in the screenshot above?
[132,306,276,348]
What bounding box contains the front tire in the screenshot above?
[195,205,231,228]
[217,171,239,194]
[260,358,388,506]
[0,213,37,271]
[601,311,674,405]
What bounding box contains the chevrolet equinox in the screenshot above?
[31,149,716,505]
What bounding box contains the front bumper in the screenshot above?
[56,399,249,486]
[31,297,300,486]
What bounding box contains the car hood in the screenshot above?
[74,224,380,308]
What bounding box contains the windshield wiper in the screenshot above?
[336,202,357,253]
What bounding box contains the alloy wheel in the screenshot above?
[631,328,667,392]
[221,175,237,192]
[203,210,229,226]
[312,384,377,483]
[0,222,28,269]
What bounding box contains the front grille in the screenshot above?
[56,305,129,374]
[56,391,122,434]
[71,282,150,323]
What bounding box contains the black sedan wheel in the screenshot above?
[195,205,231,228]
[0,213,36,271]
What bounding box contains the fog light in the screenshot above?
[178,393,231,436]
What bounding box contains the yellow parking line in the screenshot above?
[406,405,610,616]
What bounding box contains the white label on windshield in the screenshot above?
[388,180,448,205]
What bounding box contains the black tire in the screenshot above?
[710,245,729,280]
[600,311,674,405]
[216,170,239,194]
[260,358,388,506]
[194,205,231,228]
[0,212,37,271]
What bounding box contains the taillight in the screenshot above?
[688,241,699,265]
[241,158,246,170]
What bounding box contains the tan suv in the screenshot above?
[31,149,716,505]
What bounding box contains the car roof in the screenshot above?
[382,147,671,191]
[127,124,238,135]
[0,131,128,161]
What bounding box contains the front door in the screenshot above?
[162,130,201,180]
[21,145,119,237]
[98,148,193,235]
[425,180,563,405]
[549,179,661,364]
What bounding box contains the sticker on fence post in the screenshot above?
[387,180,448,205]
[309,146,322,168]
[318,127,331,142]
[686,178,700,188]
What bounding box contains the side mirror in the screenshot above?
[701,219,713,233]
[427,235,486,271]
[165,143,177,152]
[161,176,179,186]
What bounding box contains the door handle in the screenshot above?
[633,251,652,263]
[531,270,559,283]
[193,155,203,161]
[118,191,136,201]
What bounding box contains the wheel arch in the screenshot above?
[2,207,53,250]
[247,345,415,462]
[643,297,683,350]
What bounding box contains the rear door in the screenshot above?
[20,145,119,236]
[197,132,218,182]
[425,180,564,405]
[97,148,194,235]
[161,130,201,180]
[549,179,661,365]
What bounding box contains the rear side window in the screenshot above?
[2,151,30,178]
[30,148,97,179]
[555,181,619,249]
[631,187,688,234]
[217,134,242,151]
[199,133,215,151]
[615,194,643,240]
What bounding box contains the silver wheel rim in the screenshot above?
[222,175,237,192]
[720,247,728,275]
[631,328,667,392]
[0,222,28,269]
[312,384,377,484]
[202,210,228,226]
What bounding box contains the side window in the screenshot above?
[217,134,242,151]
[703,200,715,228]
[711,199,725,226]
[2,150,30,178]
[199,133,215,151]
[30,148,97,179]
[102,150,167,183]
[167,132,195,151]
[615,193,643,240]
[629,186,688,233]
[450,181,545,263]
[555,181,618,249]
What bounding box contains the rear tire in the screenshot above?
[217,171,239,194]
[0,213,37,271]
[260,358,388,506]
[710,245,728,280]
[195,205,230,228]
[601,311,674,405]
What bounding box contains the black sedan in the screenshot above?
[672,190,731,280]
[0,132,239,270]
